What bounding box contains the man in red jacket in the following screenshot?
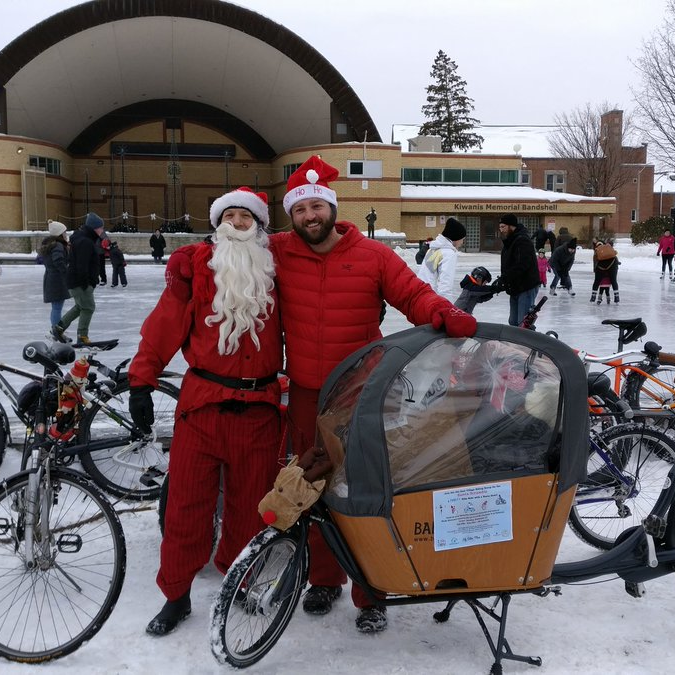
[270,156,477,634]
[128,187,283,636]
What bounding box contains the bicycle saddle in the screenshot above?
[23,341,75,367]
[600,318,643,330]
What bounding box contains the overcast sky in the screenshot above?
[0,0,668,142]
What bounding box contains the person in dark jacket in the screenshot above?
[97,230,110,285]
[497,213,541,326]
[553,226,573,250]
[56,213,105,344]
[454,266,500,314]
[549,238,578,296]
[109,241,128,288]
[590,239,620,303]
[150,229,167,263]
[532,224,551,251]
[41,220,72,341]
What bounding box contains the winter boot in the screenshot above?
[77,335,92,345]
[146,591,191,636]
[597,297,602,305]
[614,291,620,303]
[355,606,388,634]
[660,273,665,279]
[302,585,342,615]
[589,291,597,303]
[549,286,557,296]
[567,286,576,297]
[606,295,610,304]
[50,324,72,343]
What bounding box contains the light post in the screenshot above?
[635,165,647,223]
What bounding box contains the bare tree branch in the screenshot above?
[632,0,675,169]
[548,102,634,196]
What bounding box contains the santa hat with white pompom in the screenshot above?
[283,156,339,215]
[209,186,270,229]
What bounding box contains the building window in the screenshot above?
[348,160,382,178]
[545,171,566,193]
[443,168,461,183]
[631,209,637,223]
[422,168,443,182]
[521,170,531,185]
[402,167,424,182]
[283,163,301,180]
[29,155,61,176]
[336,123,348,135]
[400,167,521,185]
[500,170,518,184]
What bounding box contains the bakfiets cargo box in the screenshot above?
[316,323,588,596]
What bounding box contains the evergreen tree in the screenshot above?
[419,50,483,152]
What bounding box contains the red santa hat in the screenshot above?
[283,156,339,215]
[209,186,270,229]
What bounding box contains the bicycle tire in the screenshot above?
[79,378,179,500]
[623,366,675,413]
[0,414,7,467]
[210,527,308,668]
[568,424,675,550]
[0,468,126,662]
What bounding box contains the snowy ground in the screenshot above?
[0,239,674,675]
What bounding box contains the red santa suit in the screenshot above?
[129,241,283,600]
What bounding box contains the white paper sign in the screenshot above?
[432,481,512,552]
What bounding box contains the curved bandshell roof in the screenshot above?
[0,0,380,155]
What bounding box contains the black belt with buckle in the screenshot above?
[191,367,278,391]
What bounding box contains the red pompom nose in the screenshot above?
[262,510,277,525]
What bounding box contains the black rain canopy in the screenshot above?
[316,323,589,519]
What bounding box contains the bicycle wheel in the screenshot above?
[569,424,675,549]
[79,378,179,500]
[623,367,675,413]
[210,527,308,668]
[0,468,126,662]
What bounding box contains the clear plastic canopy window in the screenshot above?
[318,337,562,499]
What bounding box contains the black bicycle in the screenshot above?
[0,341,126,663]
[1,339,180,500]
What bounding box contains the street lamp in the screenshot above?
[635,165,647,223]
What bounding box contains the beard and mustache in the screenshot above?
[292,206,336,246]
[205,220,275,355]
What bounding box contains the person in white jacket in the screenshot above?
[417,217,466,300]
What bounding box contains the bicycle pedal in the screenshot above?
[139,467,165,487]
[624,581,646,598]
[643,514,667,538]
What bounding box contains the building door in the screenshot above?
[21,166,46,230]
[462,216,480,252]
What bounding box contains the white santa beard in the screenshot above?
[206,221,275,355]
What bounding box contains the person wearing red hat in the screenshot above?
[270,155,477,634]
[127,187,283,637]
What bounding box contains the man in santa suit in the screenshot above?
[128,187,283,636]
[270,156,477,634]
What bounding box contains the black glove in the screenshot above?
[129,385,155,434]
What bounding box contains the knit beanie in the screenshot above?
[84,212,104,231]
[567,238,578,249]
[48,220,67,238]
[209,186,270,228]
[499,214,519,227]
[441,217,466,242]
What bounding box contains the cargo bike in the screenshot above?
[209,324,675,674]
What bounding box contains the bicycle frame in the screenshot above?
[573,434,638,507]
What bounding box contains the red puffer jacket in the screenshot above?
[270,222,452,390]
[128,242,283,414]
